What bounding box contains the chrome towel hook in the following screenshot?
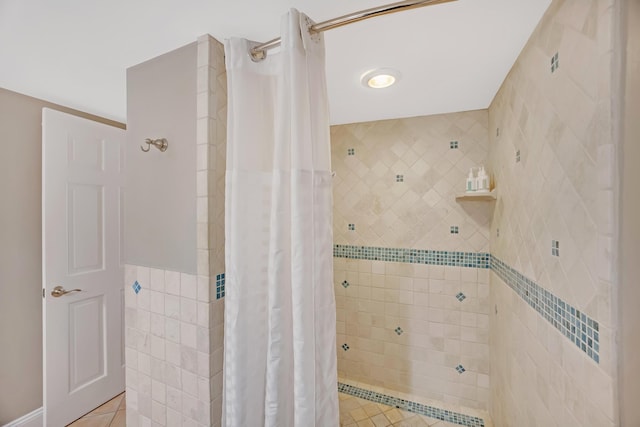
[141,138,168,152]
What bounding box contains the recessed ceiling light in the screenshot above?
[361,68,400,89]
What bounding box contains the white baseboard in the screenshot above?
[1,407,43,427]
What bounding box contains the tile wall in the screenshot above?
[331,111,494,410]
[124,35,227,427]
[487,0,617,425]
[124,267,224,426]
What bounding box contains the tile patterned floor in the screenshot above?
[71,390,477,426]
[67,392,125,427]
[339,392,462,427]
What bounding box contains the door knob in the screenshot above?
[51,286,82,298]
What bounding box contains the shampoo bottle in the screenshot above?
[466,168,476,192]
[477,166,489,192]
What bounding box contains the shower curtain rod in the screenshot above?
[250,0,456,60]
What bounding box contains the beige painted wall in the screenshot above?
[0,87,123,424]
[618,0,640,424]
[125,43,197,274]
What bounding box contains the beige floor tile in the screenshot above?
[376,403,394,412]
[67,413,114,427]
[88,393,123,416]
[430,422,463,427]
[362,402,382,417]
[370,413,392,427]
[341,413,357,425]
[110,410,126,427]
[384,408,405,424]
[341,397,363,412]
[351,407,370,422]
[357,419,376,427]
[393,415,430,427]
[417,415,442,426]
[70,389,487,427]
[398,409,415,419]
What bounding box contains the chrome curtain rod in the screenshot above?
[250,0,456,60]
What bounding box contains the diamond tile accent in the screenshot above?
[348,224,355,231]
[451,226,459,234]
[347,148,355,156]
[341,280,350,289]
[552,240,560,257]
[331,111,490,252]
[396,174,404,182]
[337,383,485,427]
[551,52,559,73]
[132,281,141,294]
[450,140,459,149]
[394,326,403,335]
[341,343,350,351]
[456,292,466,302]
[455,364,466,374]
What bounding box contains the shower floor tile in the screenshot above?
[338,392,455,427]
[337,378,492,427]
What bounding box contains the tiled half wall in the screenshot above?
[124,266,224,426]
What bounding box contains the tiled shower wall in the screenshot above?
[332,112,493,409]
[488,0,616,425]
[124,35,227,427]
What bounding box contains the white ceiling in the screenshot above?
[0,0,550,125]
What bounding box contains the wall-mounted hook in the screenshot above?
[141,138,168,153]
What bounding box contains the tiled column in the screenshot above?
[124,34,226,427]
[196,34,227,427]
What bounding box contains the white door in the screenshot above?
[42,108,125,426]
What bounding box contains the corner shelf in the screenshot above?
[456,189,497,201]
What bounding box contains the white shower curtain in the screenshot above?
[223,9,338,427]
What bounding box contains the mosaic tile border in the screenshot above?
[216,273,225,300]
[333,245,490,268]
[491,255,600,363]
[332,244,600,363]
[337,383,485,427]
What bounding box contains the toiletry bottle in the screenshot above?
[483,167,490,190]
[477,166,489,192]
[466,168,476,192]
